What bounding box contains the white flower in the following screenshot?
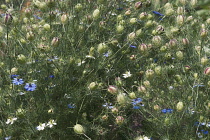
[122,71,132,78]
[36,123,46,131]
[77,61,85,66]
[47,120,57,128]
[6,117,17,125]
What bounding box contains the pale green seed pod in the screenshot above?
[93,9,100,19]
[97,43,108,54]
[129,92,136,99]
[73,124,85,134]
[88,82,98,90]
[176,51,184,60]
[61,14,68,24]
[201,57,208,65]
[117,93,127,104]
[116,25,124,33]
[177,101,184,111]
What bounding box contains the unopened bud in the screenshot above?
[190,0,197,8]
[61,14,68,24]
[201,57,208,65]
[97,43,108,54]
[101,115,108,120]
[165,8,174,16]
[116,25,124,33]
[155,66,162,75]
[111,108,119,114]
[169,39,178,49]
[115,116,124,125]
[4,13,13,25]
[177,7,184,15]
[179,0,186,5]
[145,69,154,78]
[117,93,127,104]
[176,51,183,60]
[139,12,147,20]
[51,37,59,47]
[136,29,142,36]
[43,24,50,31]
[129,92,136,99]
[143,80,150,88]
[125,9,131,16]
[127,32,136,41]
[176,15,184,25]
[154,105,160,110]
[200,29,208,38]
[107,85,118,94]
[152,36,162,46]
[177,101,184,111]
[73,124,85,134]
[184,65,191,71]
[135,2,143,9]
[182,38,189,46]
[88,82,98,90]
[204,67,210,75]
[75,3,83,11]
[93,9,100,19]
[138,86,146,93]
[115,77,122,86]
[130,18,137,24]
[17,54,26,64]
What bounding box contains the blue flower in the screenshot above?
[133,106,140,109]
[152,11,164,16]
[33,15,42,20]
[24,83,37,91]
[161,109,173,113]
[12,78,24,85]
[201,130,208,135]
[131,98,143,105]
[103,52,109,57]
[129,45,137,48]
[193,84,205,88]
[68,104,76,108]
[103,103,114,109]
[5,136,11,140]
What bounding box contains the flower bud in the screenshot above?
[135,2,143,9]
[74,124,85,134]
[177,101,184,111]
[129,18,137,24]
[154,105,160,110]
[190,0,197,8]
[176,51,183,60]
[61,14,68,24]
[165,8,174,16]
[145,20,153,28]
[184,65,191,71]
[116,25,124,33]
[204,67,210,75]
[138,44,148,53]
[117,14,123,21]
[16,108,25,118]
[93,9,100,19]
[193,73,198,79]
[200,29,208,38]
[101,115,108,121]
[75,3,83,12]
[11,67,18,74]
[4,13,13,25]
[176,15,184,25]
[88,82,98,90]
[129,92,136,99]
[139,12,147,20]
[169,39,178,49]
[24,8,32,18]
[117,93,127,104]
[145,69,154,79]
[26,31,35,41]
[155,66,162,75]
[125,9,131,16]
[115,116,124,125]
[138,86,146,93]
[51,37,59,47]
[97,43,108,54]
[115,77,122,86]
[179,0,186,5]
[152,36,162,46]
[143,80,150,88]
[164,118,170,125]
[182,38,189,46]
[136,29,142,37]
[17,54,26,64]
[177,7,184,15]
[111,107,119,114]
[201,57,208,65]
[127,32,136,41]
[43,24,50,31]
[107,85,118,94]
[130,55,136,60]
[156,25,164,34]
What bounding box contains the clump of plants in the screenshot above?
[0,0,209,139]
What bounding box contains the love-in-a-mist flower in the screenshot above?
[24,83,37,91]
[36,123,46,131]
[12,78,24,85]
[47,119,57,128]
[6,117,17,124]
[161,109,173,113]
[122,71,132,78]
[4,136,12,140]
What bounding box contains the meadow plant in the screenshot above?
[0,0,210,139]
